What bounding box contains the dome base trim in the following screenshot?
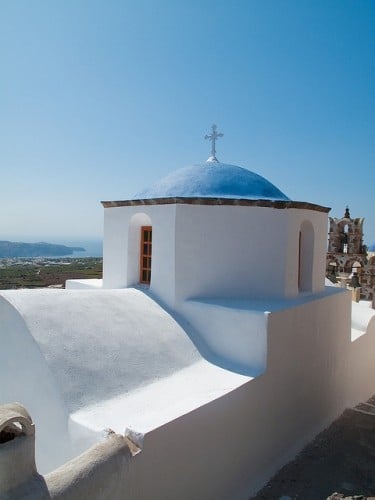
[102,197,330,213]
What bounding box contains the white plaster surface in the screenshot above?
[65,278,103,289]
[103,203,327,306]
[348,301,375,405]
[351,299,375,339]
[66,286,374,500]
[0,294,80,474]
[103,204,177,307]
[72,288,351,437]
[179,299,268,374]
[71,359,250,435]
[0,286,254,477]
[0,287,207,473]
[1,284,374,498]
[177,288,342,375]
[0,288,201,414]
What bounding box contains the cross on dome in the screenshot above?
[205,124,223,163]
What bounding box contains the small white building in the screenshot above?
[1,134,375,499]
[101,160,327,304]
[87,157,330,374]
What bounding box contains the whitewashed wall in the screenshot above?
[103,202,327,307]
[348,305,375,405]
[173,205,289,301]
[92,288,369,500]
[2,288,375,499]
[103,204,177,305]
[284,208,328,296]
[0,296,76,473]
[0,288,204,475]
[179,298,268,374]
[7,286,374,500]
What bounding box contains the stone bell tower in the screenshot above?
[327,206,365,257]
[327,207,375,304]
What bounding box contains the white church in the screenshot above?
[1,126,374,499]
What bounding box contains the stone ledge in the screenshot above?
[102,197,330,213]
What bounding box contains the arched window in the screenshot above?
[298,220,314,292]
[140,226,152,284]
[128,213,152,286]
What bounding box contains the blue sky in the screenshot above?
[1,0,374,244]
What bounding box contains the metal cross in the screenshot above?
[205,124,223,162]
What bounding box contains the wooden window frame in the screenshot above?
[139,226,152,284]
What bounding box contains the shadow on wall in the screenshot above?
[139,286,265,377]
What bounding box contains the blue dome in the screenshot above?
[135,162,289,201]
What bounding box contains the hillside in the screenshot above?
[0,241,85,258]
[0,257,102,289]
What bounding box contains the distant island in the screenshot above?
[0,241,85,258]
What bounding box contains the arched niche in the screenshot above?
[128,213,152,286]
[343,259,361,274]
[352,261,362,272]
[298,220,314,292]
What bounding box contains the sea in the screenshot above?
[54,239,103,258]
[0,237,103,260]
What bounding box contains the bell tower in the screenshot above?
[327,206,365,257]
[327,207,375,304]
